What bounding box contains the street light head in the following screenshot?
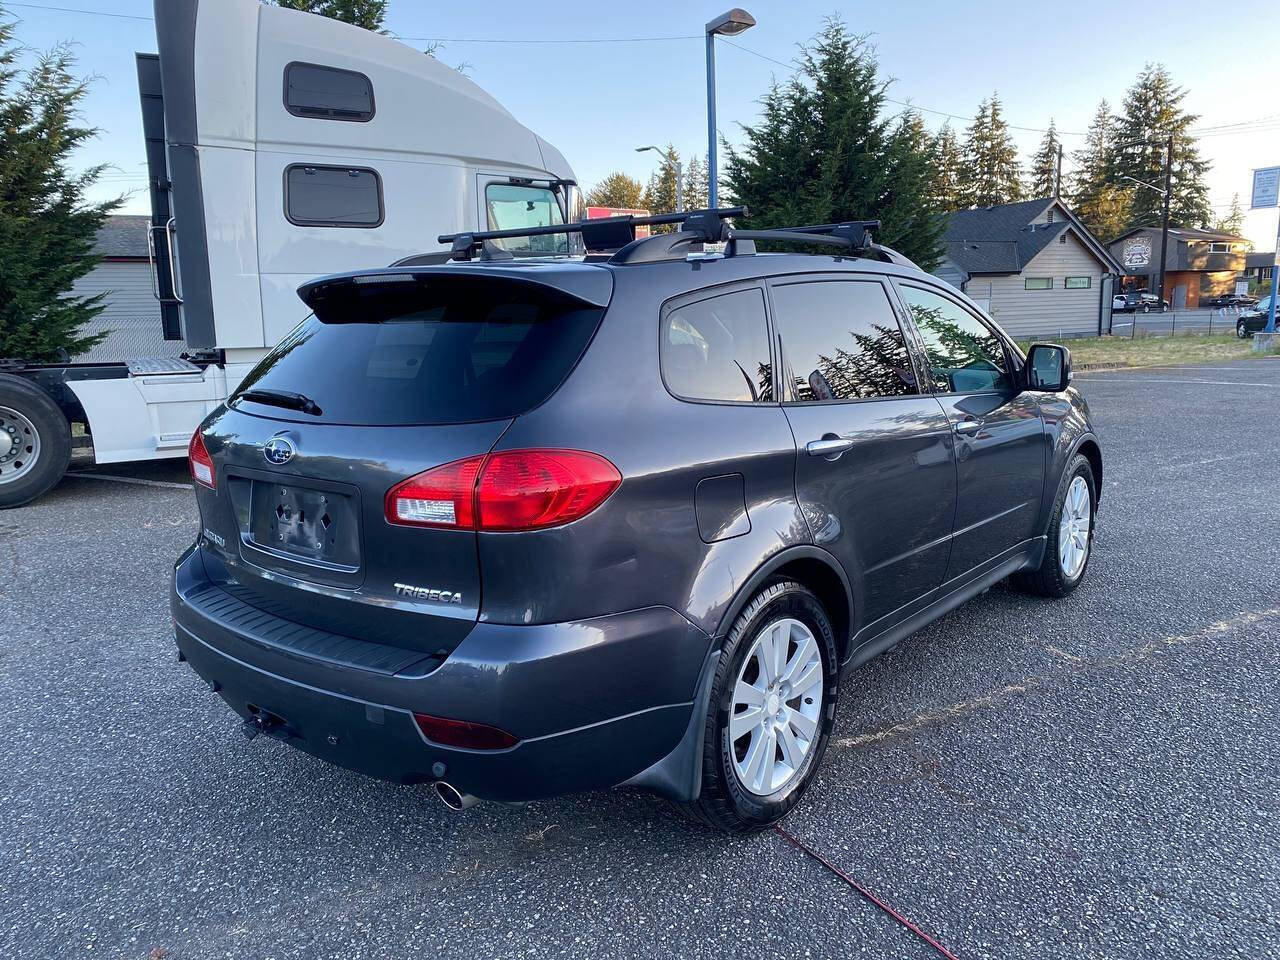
[706,8,755,36]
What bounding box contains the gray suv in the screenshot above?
[171,210,1101,832]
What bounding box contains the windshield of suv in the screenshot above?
[486,183,568,255]
[232,277,602,425]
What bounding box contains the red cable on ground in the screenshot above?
[773,824,961,960]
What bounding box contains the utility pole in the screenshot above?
[1157,134,1173,307]
[1054,142,1063,199]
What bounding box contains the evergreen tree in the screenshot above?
[723,18,943,270]
[961,94,1023,206]
[879,110,945,258]
[929,123,967,211]
[642,144,682,215]
[585,172,646,210]
[1069,99,1133,242]
[1028,120,1061,198]
[1113,64,1211,228]
[273,0,387,30]
[1213,193,1245,236]
[683,152,709,211]
[0,16,119,360]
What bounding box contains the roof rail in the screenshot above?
[438,206,748,261]
[723,220,919,269]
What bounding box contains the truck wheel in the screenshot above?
[0,374,72,508]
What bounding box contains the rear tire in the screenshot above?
[0,374,72,509]
[677,580,839,833]
[1012,453,1096,598]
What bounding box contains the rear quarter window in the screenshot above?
[233,277,603,425]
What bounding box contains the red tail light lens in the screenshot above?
[189,430,215,489]
[385,449,620,531]
[413,713,519,750]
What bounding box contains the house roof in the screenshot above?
[1246,251,1276,268]
[941,197,1122,276]
[1109,224,1249,246]
[93,215,151,259]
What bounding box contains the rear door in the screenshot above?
[195,272,606,654]
[893,282,1046,585]
[770,276,957,633]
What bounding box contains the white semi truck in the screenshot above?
[0,0,582,507]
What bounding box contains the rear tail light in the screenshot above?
[189,430,215,490]
[386,449,621,532]
[413,713,519,750]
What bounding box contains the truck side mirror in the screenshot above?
[1026,343,1071,392]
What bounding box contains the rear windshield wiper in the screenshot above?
[235,388,323,416]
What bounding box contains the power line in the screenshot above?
[6,2,151,21]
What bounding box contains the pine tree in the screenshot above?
[961,94,1024,206]
[585,172,646,210]
[1112,64,1211,228]
[273,0,387,30]
[0,18,119,360]
[1028,120,1061,198]
[1069,99,1133,242]
[723,18,943,270]
[1213,193,1245,236]
[642,144,682,215]
[683,152,709,211]
[929,124,967,211]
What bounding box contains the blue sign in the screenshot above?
[1251,166,1280,209]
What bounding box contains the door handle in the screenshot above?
[953,418,983,436]
[806,437,855,458]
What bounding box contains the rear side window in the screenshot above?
[661,288,773,403]
[771,280,917,401]
[898,285,1013,394]
[233,278,603,425]
[285,165,383,227]
[284,62,374,121]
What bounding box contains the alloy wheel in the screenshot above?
[1058,475,1091,579]
[729,617,824,796]
[0,405,41,486]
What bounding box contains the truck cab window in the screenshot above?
[485,184,567,254]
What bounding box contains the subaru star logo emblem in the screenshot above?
[263,436,295,465]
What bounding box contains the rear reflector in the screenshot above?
[413,713,519,750]
[189,430,215,489]
[386,449,621,531]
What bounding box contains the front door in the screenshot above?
[771,276,957,633]
[894,282,1047,585]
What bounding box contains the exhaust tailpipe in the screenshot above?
[433,781,480,811]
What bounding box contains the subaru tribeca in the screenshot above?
[171,211,1101,832]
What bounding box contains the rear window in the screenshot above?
[232,278,603,425]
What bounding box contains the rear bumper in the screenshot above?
[171,544,712,803]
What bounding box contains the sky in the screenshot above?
[4,0,1278,250]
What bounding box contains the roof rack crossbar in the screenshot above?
[438,206,748,261]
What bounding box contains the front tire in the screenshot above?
[678,580,839,833]
[1013,453,1096,598]
[0,375,71,508]
[1237,322,1251,340]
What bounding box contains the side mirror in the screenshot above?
[1026,343,1071,392]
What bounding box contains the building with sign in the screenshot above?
[933,197,1122,339]
[1107,226,1250,310]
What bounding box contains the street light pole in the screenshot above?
[1157,135,1172,309]
[635,145,683,212]
[704,9,755,209]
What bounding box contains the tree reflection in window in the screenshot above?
[771,281,918,402]
[899,288,1012,394]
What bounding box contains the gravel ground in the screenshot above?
[2,359,1278,960]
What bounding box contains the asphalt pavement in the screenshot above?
[3,358,1279,959]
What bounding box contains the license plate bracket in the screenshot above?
[247,480,361,570]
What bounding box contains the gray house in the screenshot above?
[934,197,1123,339]
[69,215,184,361]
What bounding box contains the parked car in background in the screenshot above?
[1237,296,1275,338]
[1208,293,1257,308]
[171,211,1102,833]
[1112,292,1170,314]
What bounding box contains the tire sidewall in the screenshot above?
[708,582,839,827]
[1047,454,1096,593]
[0,376,72,508]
